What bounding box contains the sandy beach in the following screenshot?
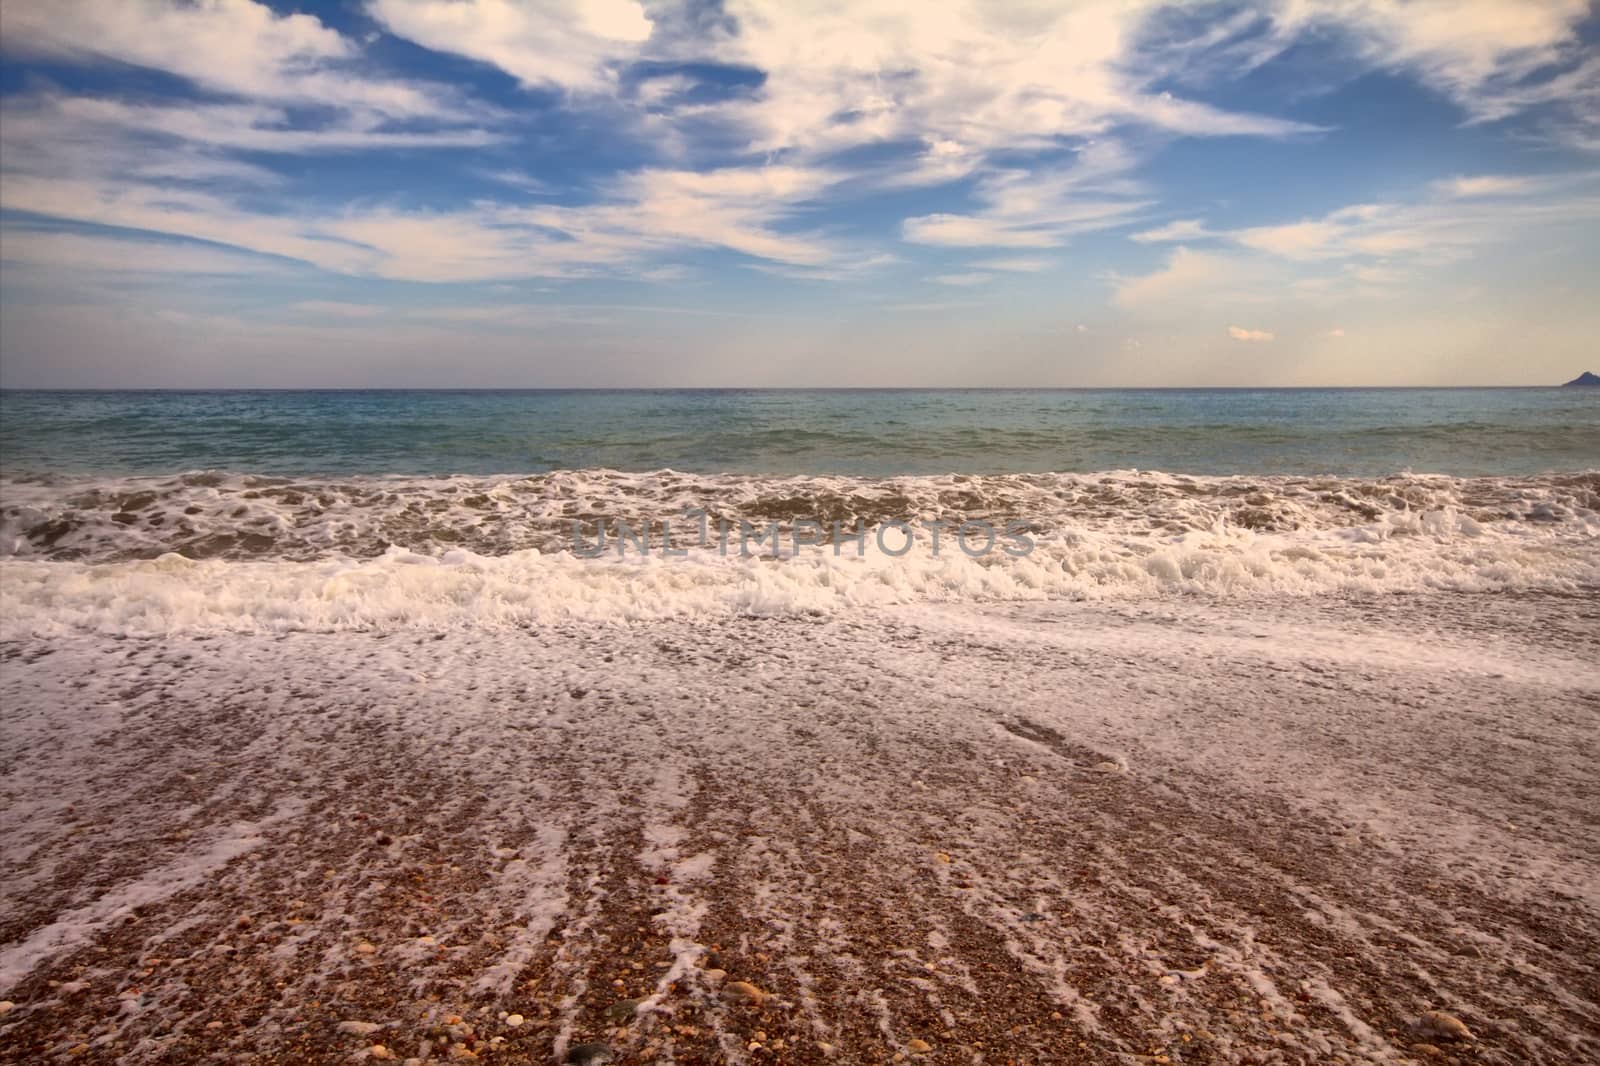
[3,592,1596,1064]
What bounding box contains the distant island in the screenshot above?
[1563,371,1600,386]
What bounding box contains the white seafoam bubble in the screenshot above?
[2,468,1597,563]
[0,506,1595,638]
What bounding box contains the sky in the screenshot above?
[0,0,1597,387]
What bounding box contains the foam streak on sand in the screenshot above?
[1,594,1597,1062]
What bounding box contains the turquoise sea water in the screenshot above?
[1,388,1596,477]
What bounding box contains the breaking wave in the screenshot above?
[1,469,1596,636]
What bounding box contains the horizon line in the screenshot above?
[1,384,1591,393]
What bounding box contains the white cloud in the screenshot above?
[3,96,497,157]
[521,165,846,268]
[367,0,654,93]
[706,0,1317,160]
[0,160,851,283]
[972,257,1056,273]
[903,215,1062,249]
[1131,218,1213,243]
[0,0,456,118]
[1228,325,1273,342]
[1435,174,1534,198]
[1327,327,1346,337]
[4,0,1595,300]
[1227,185,1600,264]
[1262,0,1592,123]
[903,146,1150,248]
[0,229,293,276]
[1114,247,1249,309]
[930,273,993,287]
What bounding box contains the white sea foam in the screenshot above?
[4,468,1597,562]
[1,506,1594,637]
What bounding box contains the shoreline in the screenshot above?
[2,594,1597,1063]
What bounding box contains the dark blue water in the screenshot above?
[2,388,1595,477]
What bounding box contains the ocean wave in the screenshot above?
[1,468,1596,636]
[3,468,1597,564]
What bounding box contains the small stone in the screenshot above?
[566,1043,614,1065]
[1416,1010,1474,1042]
[338,1021,382,1036]
[907,1038,933,1053]
[605,998,644,1022]
[1412,1045,1446,1060]
[205,1021,223,1030]
[934,852,952,864]
[370,1046,394,1061]
[722,981,766,1005]
[703,968,727,982]
[0,1001,13,1016]
[1092,761,1123,774]
[355,942,377,955]
[504,1013,524,1028]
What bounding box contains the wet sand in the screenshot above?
[2,593,1597,1064]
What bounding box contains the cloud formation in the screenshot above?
[1228,325,1274,342]
[2,0,1598,386]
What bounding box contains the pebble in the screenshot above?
[606,998,644,1021]
[1415,1010,1474,1042]
[338,1021,383,1036]
[907,1038,933,1053]
[567,1043,614,1065]
[504,1013,525,1028]
[1092,761,1123,774]
[1412,1045,1446,1060]
[0,1001,13,1016]
[722,981,766,1005]
[355,942,377,955]
[369,1046,394,1061]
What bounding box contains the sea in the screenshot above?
[3,390,1600,1059]
[0,387,1596,632]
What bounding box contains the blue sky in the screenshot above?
[1,0,1597,386]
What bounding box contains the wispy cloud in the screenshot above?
[1434,174,1535,198]
[972,257,1056,273]
[368,0,654,94]
[904,144,1151,249]
[1131,218,1214,243]
[0,0,468,119]
[1228,325,1273,342]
